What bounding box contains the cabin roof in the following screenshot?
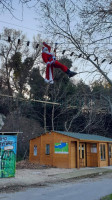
[54,131,112,142]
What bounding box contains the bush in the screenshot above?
[101,194,112,200]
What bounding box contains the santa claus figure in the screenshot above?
[42,42,77,84]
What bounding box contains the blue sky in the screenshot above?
[0,1,42,41]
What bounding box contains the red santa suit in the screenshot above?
[42,42,68,84]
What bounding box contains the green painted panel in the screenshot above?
[0,135,17,178]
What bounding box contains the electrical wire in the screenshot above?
[0,25,112,64]
[0,20,42,33]
[0,20,112,45]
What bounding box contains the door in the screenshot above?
[71,142,76,168]
[79,143,86,167]
[87,143,98,167]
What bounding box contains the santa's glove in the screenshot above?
[53,56,56,60]
[50,60,55,65]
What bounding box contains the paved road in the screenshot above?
[0,174,112,200]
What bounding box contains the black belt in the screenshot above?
[48,56,52,61]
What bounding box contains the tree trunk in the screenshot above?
[44,103,47,132]
[52,104,55,130]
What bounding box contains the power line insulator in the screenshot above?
[27,41,30,46]
[70,52,74,56]
[8,36,11,42]
[36,43,39,48]
[78,54,82,58]
[18,39,20,45]
[94,57,98,61]
[62,50,66,54]
[87,55,90,60]
[101,59,106,63]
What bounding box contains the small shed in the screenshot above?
[29,131,112,169]
[0,132,18,178]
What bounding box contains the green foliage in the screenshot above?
[59,57,72,69]
[49,57,77,102]
[10,52,22,69]
[10,52,34,79]
[29,68,46,99]
[0,100,10,115]
[9,52,34,97]
[101,194,112,200]
[91,80,112,99]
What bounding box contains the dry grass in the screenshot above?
[16,159,51,169]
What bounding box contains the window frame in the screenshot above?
[46,144,50,155]
[109,144,112,158]
[82,144,84,159]
[91,144,97,153]
[100,144,106,161]
[79,143,85,159]
[33,145,37,156]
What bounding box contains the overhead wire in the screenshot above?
[0,20,42,33]
[0,26,112,64]
[0,36,112,64]
[0,20,112,44]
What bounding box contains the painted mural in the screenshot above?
[0,135,17,178]
[54,142,69,154]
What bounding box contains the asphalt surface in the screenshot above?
[0,166,112,192]
[0,174,112,200]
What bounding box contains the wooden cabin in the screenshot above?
[29,131,112,168]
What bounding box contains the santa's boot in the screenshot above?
[66,69,77,78]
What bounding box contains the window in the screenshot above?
[82,144,84,159]
[34,145,37,156]
[79,143,85,159]
[109,144,112,158]
[79,144,80,158]
[46,144,50,155]
[91,144,97,153]
[100,144,106,160]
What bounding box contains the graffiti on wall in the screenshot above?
[0,135,17,178]
[54,142,69,154]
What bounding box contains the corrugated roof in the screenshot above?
[54,131,112,142]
